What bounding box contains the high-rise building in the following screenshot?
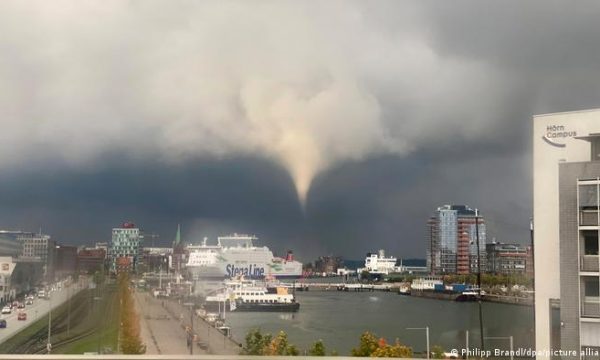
[109,222,143,273]
[533,109,600,357]
[427,205,486,275]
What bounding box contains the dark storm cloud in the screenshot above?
[1,1,600,260]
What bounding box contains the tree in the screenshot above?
[309,340,326,356]
[243,328,271,355]
[431,345,445,359]
[243,329,297,356]
[118,273,145,354]
[352,332,413,358]
[351,332,379,357]
[264,331,298,356]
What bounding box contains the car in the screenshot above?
[17,312,26,321]
[0,319,6,328]
[17,303,24,309]
[25,299,33,305]
[1,307,11,314]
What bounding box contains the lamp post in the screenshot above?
[484,336,513,360]
[465,330,469,360]
[46,292,52,354]
[183,302,194,355]
[93,296,102,353]
[407,327,429,360]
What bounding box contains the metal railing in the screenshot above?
[582,301,600,318]
[580,210,600,226]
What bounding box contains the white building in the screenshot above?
[533,109,600,357]
[0,257,16,303]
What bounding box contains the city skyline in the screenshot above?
[2,1,600,259]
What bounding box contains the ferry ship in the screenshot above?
[203,278,300,312]
[186,234,303,280]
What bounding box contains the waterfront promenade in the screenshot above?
[134,291,240,355]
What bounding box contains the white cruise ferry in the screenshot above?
[186,234,303,279]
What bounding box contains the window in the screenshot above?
[585,277,600,300]
[580,185,599,209]
[585,232,599,255]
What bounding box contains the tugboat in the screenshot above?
[455,287,486,302]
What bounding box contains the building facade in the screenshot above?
[533,109,600,356]
[486,242,531,275]
[17,232,51,262]
[109,222,143,273]
[427,205,486,275]
[0,231,23,258]
[557,142,600,357]
[77,247,106,274]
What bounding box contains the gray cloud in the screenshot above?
[1,1,600,259]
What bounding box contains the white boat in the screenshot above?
[187,234,302,279]
[204,278,300,312]
[357,250,399,275]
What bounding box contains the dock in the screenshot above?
[279,282,397,292]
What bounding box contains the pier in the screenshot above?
[280,282,396,292]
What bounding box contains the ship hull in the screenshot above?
[203,301,300,313]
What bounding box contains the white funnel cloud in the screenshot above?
[0,1,508,205]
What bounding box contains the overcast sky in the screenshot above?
[1,1,599,260]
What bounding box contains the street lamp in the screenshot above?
[407,327,429,360]
[93,296,102,353]
[47,292,52,354]
[183,302,195,355]
[484,336,513,360]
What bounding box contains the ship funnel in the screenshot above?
[379,249,385,258]
[286,250,294,261]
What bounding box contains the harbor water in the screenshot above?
[224,291,534,355]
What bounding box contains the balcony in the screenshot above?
[582,256,600,272]
[580,210,600,226]
[582,301,600,318]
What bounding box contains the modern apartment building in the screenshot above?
[427,205,486,275]
[533,109,600,358]
[486,242,531,275]
[109,222,143,273]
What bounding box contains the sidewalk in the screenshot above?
[133,291,193,355]
[161,296,242,355]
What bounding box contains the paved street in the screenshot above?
[134,291,241,355]
[0,278,87,344]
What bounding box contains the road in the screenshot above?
[134,291,241,355]
[0,278,87,345]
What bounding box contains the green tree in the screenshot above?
[243,329,297,356]
[431,345,445,359]
[243,328,271,355]
[309,339,326,356]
